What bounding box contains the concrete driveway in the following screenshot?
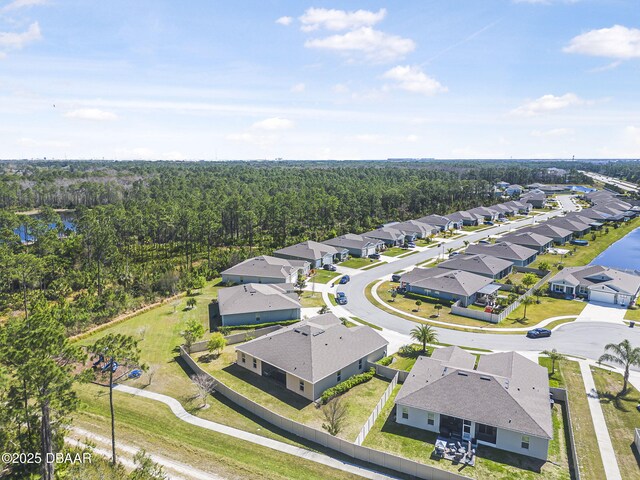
[576,301,627,325]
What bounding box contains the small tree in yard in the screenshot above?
[390,290,397,302]
[322,397,348,436]
[295,270,307,292]
[207,332,227,357]
[538,262,550,272]
[415,300,422,312]
[193,374,217,408]
[521,296,535,320]
[186,297,197,310]
[542,349,565,375]
[598,339,640,394]
[434,303,442,317]
[410,324,438,354]
[181,318,205,352]
[522,273,537,291]
[533,287,545,304]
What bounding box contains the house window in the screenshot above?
[463,419,472,437]
[521,435,530,450]
[241,353,246,364]
[255,314,261,323]
[337,370,342,382]
[358,358,363,370]
[299,380,305,392]
[427,412,435,426]
[252,358,257,369]
[401,407,408,419]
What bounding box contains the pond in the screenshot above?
[590,227,640,271]
[14,213,76,243]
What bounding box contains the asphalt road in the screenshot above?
[339,195,640,361]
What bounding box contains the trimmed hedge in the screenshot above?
[220,320,299,331]
[321,368,376,404]
[376,356,393,367]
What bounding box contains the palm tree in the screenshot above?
[410,324,438,354]
[521,296,535,319]
[542,349,565,375]
[598,340,640,394]
[447,248,454,257]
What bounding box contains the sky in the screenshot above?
[0,0,639,160]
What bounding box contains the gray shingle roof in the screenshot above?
[396,348,552,439]
[363,227,405,242]
[439,254,513,277]
[235,314,388,383]
[217,283,300,316]
[576,208,612,221]
[221,255,309,280]
[500,231,553,248]
[415,214,452,228]
[392,220,439,236]
[446,210,484,223]
[549,265,640,295]
[401,267,494,296]
[547,217,591,233]
[525,223,573,239]
[323,234,381,251]
[465,242,538,262]
[274,240,342,262]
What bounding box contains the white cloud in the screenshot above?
[17,137,71,148]
[299,8,386,32]
[332,83,349,93]
[626,126,640,145]
[275,16,293,26]
[251,117,294,131]
[511,93,584,116]
[64,108,118,121]
[531,128,574,137]
[305,27,415,63]
[406,135,419,142]
[290,82,305,93]
[564,25,640,59]
[382,65,447,95]
[1,0,47,12]
[353,134,381,143]
[0,22,41,50]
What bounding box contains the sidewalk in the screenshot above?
[578,360,622,480]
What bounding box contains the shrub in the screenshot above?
[377,356,393,366]
[321,368,376,404]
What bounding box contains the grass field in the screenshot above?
[340,257,381,269]
[362,387,571,480]
[591,366,640,480]
[194,345,390,442]
[299,290,326,308]
[539,357,565,388]
[560,361,606,480]
[382,247,408,257]
[310,269,340,284]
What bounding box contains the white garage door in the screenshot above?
[589,290,615,304]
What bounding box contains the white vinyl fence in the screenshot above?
[355,372,398,445]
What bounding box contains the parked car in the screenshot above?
[448,252,460,258]
[369,253,381,259]
[336,292,348,305]
[406,242,416,248]
[527,328,552,339]
[323,264,337,271]
[339,275,350,284]
[478,240,491,244]
[484,221,495,226]
[391,274,402,282]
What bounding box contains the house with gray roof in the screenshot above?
[400,267,494,307]
[323,234,382,258]
[274,240,347,268]
[415,214,457,231]
[504,184,523,196]
[446,210,484,226]
[221,255,310,285]
[491,203,518,217]
[549,265,640,305]
[363,227,408,247]
[499,231,553,253]
[395,347,552,460]
[235,313,388,401]
[565,213,605,230]
[503,200,532,214]
[466,206,500,222]
[216,283,301,326]
[438,254,513,280]
[390,220,440,239]
[525,224,573,245]
[465,241,538,266]
[574,208,612,222]
[520,190,546,209]
[547,217,591,237]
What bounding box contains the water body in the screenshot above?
[14,213,76,243]
[590,227,640,271]
[569,185,596,193]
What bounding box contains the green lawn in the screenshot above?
[74,384,364,480]
[560,361,606,480]
[340,257,381,269]
[310,269,340,284]
[382,247,408,257]
[362,387,571,479]
[350,316,383,331]
[504,296,586,326]
[299,290,326,308]
[591,366,640,480]
[462,224,491,232]
[194,345,390,442]
[538,357,565,388]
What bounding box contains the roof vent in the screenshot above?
[480,376,491,381]
[457,372,468,377]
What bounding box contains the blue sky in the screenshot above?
[0,0,639,160]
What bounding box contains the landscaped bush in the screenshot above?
[377,356,393,366]
[225,320,299,331]
[321,368,376,404]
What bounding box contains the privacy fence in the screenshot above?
[180,346,471,480]
[355,372,398,446]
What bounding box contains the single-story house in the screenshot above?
[221,255,310,285]
[547,217,591,237]
[274,240,347,268]
[575,208,612,222]
[596,199,633,211]
[547,167,567,177]
[235,313,388,401]
[548,265,640,306]
[496,181,510,189]
[391,220,440,239]
[415,214,457,231]
[492,203,518,217]
[216,283,301,326]
[525,224,573,245]
[400,267,494,307]
[395,347,552,460]
[584,190,616,204]
[466,206,500,222]
[438,254,513,280]
[504,184,524,196]
[363,227,407,247]
[447,210,484,227]
[465,241,538,267]
[592,205,627,220]
[499,231,553,253]
[323,234,383,258]
[564,213,605,230]
[521,191,546,209]
[502,200,532,214]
